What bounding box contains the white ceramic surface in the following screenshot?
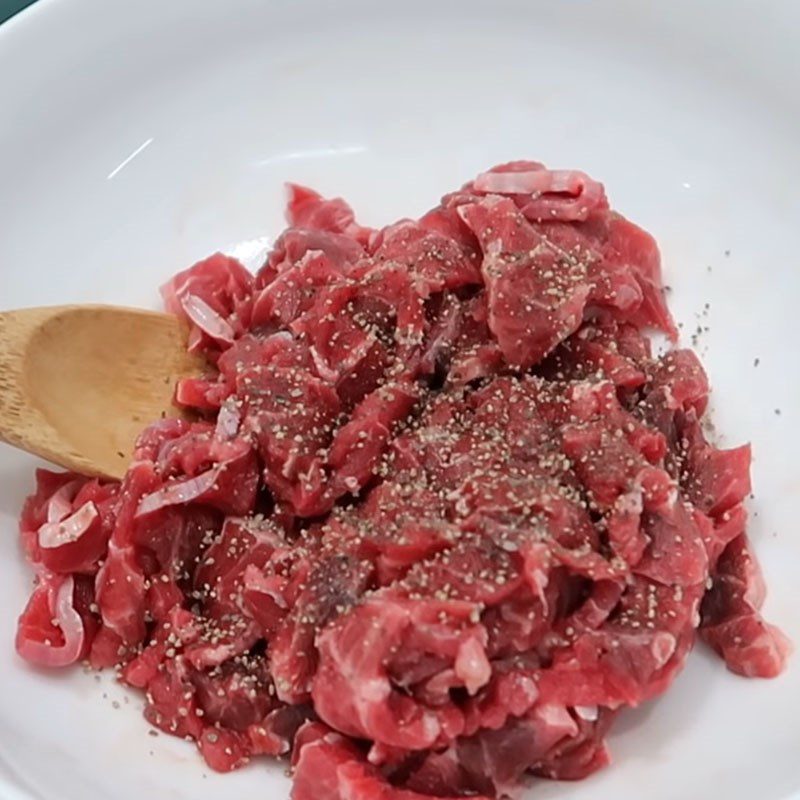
[0,1,798,798]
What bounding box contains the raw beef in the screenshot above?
[13,163,788,799]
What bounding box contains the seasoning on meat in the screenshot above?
[14,162,789,799]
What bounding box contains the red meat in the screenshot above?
[13,162,786,799]
[700,535,791,678]
[459,197,590,368]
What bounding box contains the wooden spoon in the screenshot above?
[0,305,205,479]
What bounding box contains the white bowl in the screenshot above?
[0,1,798,798]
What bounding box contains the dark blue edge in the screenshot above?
[0,0,36,25]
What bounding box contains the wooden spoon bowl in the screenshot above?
[0,306,204,479]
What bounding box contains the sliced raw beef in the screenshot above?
[13,162,786,800]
